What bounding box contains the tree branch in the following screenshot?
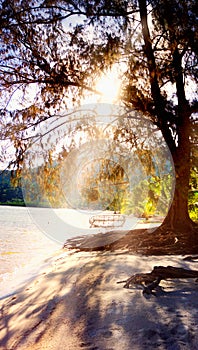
[190,100,198,115]
[138,0,176,153]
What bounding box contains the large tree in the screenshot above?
[136,0,197,237]
[0,0,197,250]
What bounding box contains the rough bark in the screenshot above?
[162,169,195,232]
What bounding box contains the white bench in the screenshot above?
[89,214,125,228]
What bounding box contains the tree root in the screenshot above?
[183,255,198,261]
[117,266,198,295]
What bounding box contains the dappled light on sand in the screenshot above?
[1,251,198,350]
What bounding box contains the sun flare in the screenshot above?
[94,68,121,104]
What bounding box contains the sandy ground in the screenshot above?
[1,249,198,350]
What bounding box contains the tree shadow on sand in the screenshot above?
[1,251,198,350]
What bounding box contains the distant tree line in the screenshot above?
[0,170,24,206]
[0,168,197,222]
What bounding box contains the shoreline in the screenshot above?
[0,205,161,301]
[0,247,63,301]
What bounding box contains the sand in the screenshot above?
[1,249,198,350]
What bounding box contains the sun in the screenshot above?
[82,64,122,105]
[94,68,122,104]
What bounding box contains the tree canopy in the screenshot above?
[0,0,197,248]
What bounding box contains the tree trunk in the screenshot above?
[162,51,196,235]
[160,99,197,242]
[162,146,192,231]
[138,0,197,242]
[163,175,194,232]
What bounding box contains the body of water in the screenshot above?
[0,205,158,299]
[0,206,61,298]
